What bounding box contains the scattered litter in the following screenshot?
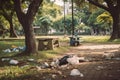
[59,55,72,66]
[67,55,80,65]
[3,49,11,53]
[103,53,114,60]
[9,59,19,65]
[20,65,29,68]
[37,54,87,69]
[112,57,120,60]
[52,74,57,79]
[41,62,50,69]
[28,58,35,62]
[96,66,105,70]
[59,55,87,66]
[1,58,10,61]
[57,71,62,75]
[50,59,59,67]
[36,66,42,70]
[3,46,26,53]
[70,69,84,77]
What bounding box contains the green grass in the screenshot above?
[0,37,70,79]
[81,35,120,44]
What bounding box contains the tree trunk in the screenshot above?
[9,20,18,37]
[14,0,43,55]
[23,22,36,54]
[110,8,120,40]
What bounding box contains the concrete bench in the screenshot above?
[37,38,59,51]
[69,36,81,46]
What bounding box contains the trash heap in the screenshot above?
[50,55,88,68]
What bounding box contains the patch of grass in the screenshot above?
[0,65,40,80]
[37,46,70,59]
[0,40,25,58]
[81,35,120,44]
[0,40,24,50]
[81,35,109,43]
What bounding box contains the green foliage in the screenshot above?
[0,16,9,29]
[53,15,79,34]
[97,12,113,27]
[40,0,62,20]
[77,7,91,25]
[53,19,64,32]
[87,9,105,26]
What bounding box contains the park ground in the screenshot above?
[0,35,120,80]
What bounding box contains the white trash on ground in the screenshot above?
[50,59,59,67]
[3,49,11,53]
[103,53,115,59]
[2,46,26,53]
[67,55,80,65]
[112,57,120,60]
[59,55,88,66]
[70,69,84,77]
[41,62,50,69]
[27,58,35,62]
[1,58,10,61]
[9,59,19,65]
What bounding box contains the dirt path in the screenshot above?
[63,43,120,56]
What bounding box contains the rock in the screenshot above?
[9,59,19,65]
[70,69,84,77]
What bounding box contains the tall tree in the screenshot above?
[75,0,120,40]
[13,0,43,55]
[0,0,17,37]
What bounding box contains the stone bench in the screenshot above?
[37,38,59,51]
